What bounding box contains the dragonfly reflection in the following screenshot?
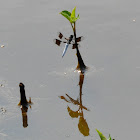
[18,83,32,128]
[59,72,90,136]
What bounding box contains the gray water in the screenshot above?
[0,0,140,139]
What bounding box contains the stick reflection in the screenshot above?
[59,72,90,136]
[18,83,32,128]
[21,106,28,128]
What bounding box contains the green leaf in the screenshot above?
[60,7,80,23]
[76,14,80,20]
[108,134,112,140]
[96,129,107,140]
[60,10,71,21]
[71,7,76,19]
[70,7,80,23]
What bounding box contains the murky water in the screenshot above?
[0,0,140,139]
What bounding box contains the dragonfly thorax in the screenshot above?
[68,35,73,44]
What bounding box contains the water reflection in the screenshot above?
[59,72,90,136]
[18,83,32,128]
[21,106,28,128]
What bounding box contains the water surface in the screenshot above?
[0,0,140,140]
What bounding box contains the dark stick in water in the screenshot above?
[19,83,28,105]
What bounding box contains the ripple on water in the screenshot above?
[48,65,104,78]
[0,85,19,121]
[84,65,104,76]
[48,66,77,77]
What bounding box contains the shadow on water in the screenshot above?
[59,71,90,136]
[18,83,33,128]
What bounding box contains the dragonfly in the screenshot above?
[54,32,84,57]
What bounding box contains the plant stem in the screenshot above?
[71,23,86,72]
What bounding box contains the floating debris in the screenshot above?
[39,84,47,88]
[132,19,136,22]
[0,80,6,88]
[1,107,6,114]
[1,45,4,48]
[0,84,5,87]
[65,134,70,137]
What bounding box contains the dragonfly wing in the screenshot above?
[53,39,62,46]
[76,36,84,42]
[57,32,64,39]
[53,39,67,47]
[72,43,81,49]
[62,43,69,57]
[57,32,69,41]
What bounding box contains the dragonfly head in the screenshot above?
[69,35,73,39]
